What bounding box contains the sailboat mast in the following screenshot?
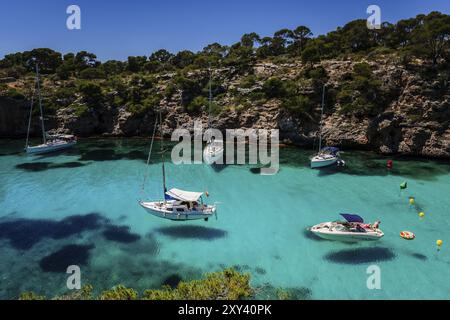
[208,65,212,129]
[35,64,46,144]
[25,86,35,148]
[159,108,167,196]
[318,84,325,152]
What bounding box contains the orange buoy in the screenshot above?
[400,231,415,240]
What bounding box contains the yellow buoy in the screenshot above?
[409,198,415,205]
[437,240,443,250]
[419,212,425,219]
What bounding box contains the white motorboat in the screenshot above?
[139,188,216,221]
[309,214,384,242]
[203,138,224,165]
[25,63,77,155]
[310,85,343,169]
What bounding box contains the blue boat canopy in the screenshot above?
[340,213,364,223]
[321,147,340,154]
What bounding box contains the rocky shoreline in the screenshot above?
[1,58,449,159]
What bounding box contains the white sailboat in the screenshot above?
[25,64,76,155]
[310,85,342,168]
[203,67,224,165]
[203,138,224,165]
[139,188,216,221]
[139,110,217,221]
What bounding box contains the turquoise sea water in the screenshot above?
[0,138,449,299]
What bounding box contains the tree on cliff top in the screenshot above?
[0,12,448,77]
[412,12,450,66]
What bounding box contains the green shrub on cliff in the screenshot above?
[262,77,286,99]
[126,95,161,115]
[262,77,298,101]
[281,95,314,118]
[337,62,387,116]
[70,103,89,117]
[187,95,208,113]
[78,81,104,108]
[240,75,257,88]
[303,66,328,90]
[53,86,77,108]
[173,73,205,107]
[164,83,177,99]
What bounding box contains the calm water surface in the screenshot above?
[0,138,449,299]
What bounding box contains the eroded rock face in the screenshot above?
[0,58,448,158]
[0,97,30,137]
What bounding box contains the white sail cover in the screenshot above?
[45,132,75,140]
[166,188,204,202]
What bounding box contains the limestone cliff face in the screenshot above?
[0,58,448,158]
[0,97,29,137]
[320,59,450,158]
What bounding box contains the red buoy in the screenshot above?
[387,160,393,169]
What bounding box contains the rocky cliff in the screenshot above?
[1,56,449,158]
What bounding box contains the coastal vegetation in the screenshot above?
[17,268,314,300]
[1,11,448,116]
[19,268,253,300]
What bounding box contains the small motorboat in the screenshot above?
[139,188,216,221]
[309,214,384,242]
[203,138,224,164]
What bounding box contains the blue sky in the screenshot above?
[0,0,448,61]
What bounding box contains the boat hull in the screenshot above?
[310,156,338,168]
[203,145,224,165]
[139,201,215,221]
[310,222,384,242]
[26,140,77,155]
